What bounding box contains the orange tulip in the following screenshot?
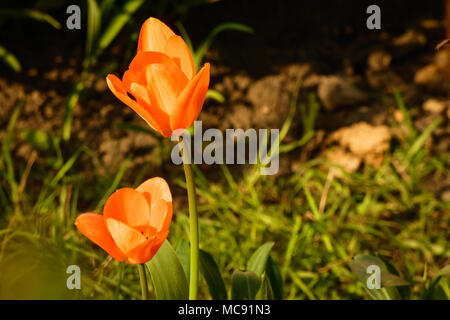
[106,17,210,137]
[75,177,172,264]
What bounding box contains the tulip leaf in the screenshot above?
[422,265,450,300]
[247,241,274,276]
[255,274,274,300]
[231,270,261,300]
[62,81,84,142]
[0,9,61,29]
[206,89,225,103]
[175,238,190,281]
[175,239,227,300]
[193,22,253,72]
[199,249,227,300]
[146,240,189,300]
[97,0,145,56]
[265,256,283,300]
[349,254,409,300]
[0,45,21,72]
[85,0,101,65]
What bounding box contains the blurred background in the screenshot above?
[0,0,449,299]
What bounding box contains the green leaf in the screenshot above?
[436,265,450,278]
[175,239,227,300]
[62,81,84,142]
[21,129,51,151]
[49,147,85,187]
[406,117,442,163]
[394,88,416,140]
[175,238,190,281]
[206,89,225,103]
[97,0,145,56]
[265,256,283,299]
[146,240,189,300]
[0,9,61,29]
[0,45,21,72]
[247,241,275,276]
[95,157,131,211]
[349,254,408,300]
[423,265,450,300]
[256,274,274,300]
[193,22,253,72]
[199,250,227,300]
[85,0,101,66]
[231,270,261,300]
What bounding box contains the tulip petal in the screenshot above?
[105,217,147,255]
[106,74,165,135]
[146,62,188,115]
[128,51,174,82]
[103,188,151,228]
[75,213,126,261]
[126,230,168,264]
[165,35,195,80]
[136,177,173,233]
[138,17,175,53]
[170,63,210,131]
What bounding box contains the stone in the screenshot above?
[367,50,392,72]
[422,98,448,114]
[317,76,367,110]
[330,122,390,156]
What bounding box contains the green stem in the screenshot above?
[183,152,199,300]
[137,264,148,300]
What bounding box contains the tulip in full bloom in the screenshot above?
[106,17,210,137]
[75,177,172,264]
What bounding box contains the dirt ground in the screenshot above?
[1,0,449,205]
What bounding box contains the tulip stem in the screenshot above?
[137,264,149,300]
[182,148,199,300]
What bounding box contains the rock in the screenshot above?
[327,148,361,173]
[224,103,253,130]
[392,29,427,57]
[434,50,449,69]
[441,189,450,202]
[324,122,390,172]
[366,69,404,91]
[394,109,404,122]
[414,64,446,90]
[317,76,368,110]
[303,74,324,88]
[367,50,392,72]
[422,98,448,114]
[326,122,391,170]
[246,74,290,127]
[330,122,390,156]
[414,51,450,92]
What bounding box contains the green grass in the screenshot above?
[0,85,448,299]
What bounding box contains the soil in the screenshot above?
[0,0,449,208]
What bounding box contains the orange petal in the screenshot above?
[146,62,188,115]
[103,188,151,228]
[75,213,126,261]
[128,51,174,81]
[126,230,168,264]
[136,177,173,233]
[137,17,175,53]
[165,35,195,80]
[170,63,210,131]
[105,217,147,255]
[106,74,164,134]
